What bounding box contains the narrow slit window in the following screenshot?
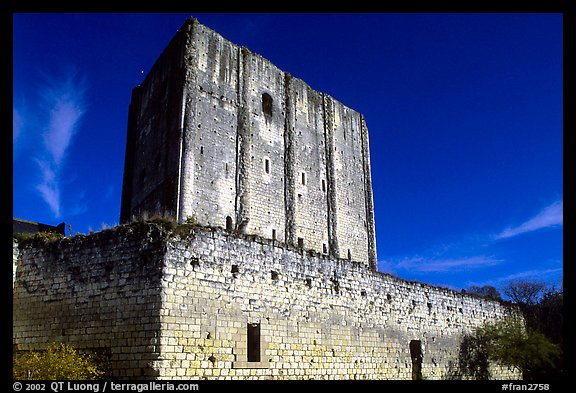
[321,179,326,192]
[264,159,270,174]
[323,243,328,254]
[301,172,306,185]
[347,249,352,260]
[247,323,261,362]
[272,229,276,240]
[226,216,233,232]
[200,146,204,155]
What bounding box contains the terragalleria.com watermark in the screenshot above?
[13,382,199,393]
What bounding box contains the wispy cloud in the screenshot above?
[24,73,86,218]
[13,108,23,143]
[494,200,563,240]
[43,89,85,166]
[495,268,563,283]
[384,255,502,273]
[34,159,60,216]
[468,266,563,289]
[378,200,562,288]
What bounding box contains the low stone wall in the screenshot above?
[13,225,166,378]
[13,223,522,379]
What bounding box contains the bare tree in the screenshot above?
[466,285,502,301]
[499,279,563,379]
[502,279,547,305]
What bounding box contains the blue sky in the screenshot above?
[12,13,563,294]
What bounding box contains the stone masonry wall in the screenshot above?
[285,76,329,258]
[13,223,522,380]
[120,18,378,268]
[180,22,239,230]
[13,226,167,378]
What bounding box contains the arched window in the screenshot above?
[262,93,273,118]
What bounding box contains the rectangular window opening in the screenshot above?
[297,237,304,248]
[264,159,270,174]
[247,323,261,362]
[301,172,306,185]
[272,229,276,240]
[321,179,326,192]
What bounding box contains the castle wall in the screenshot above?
[238,50,287,241]
[179,23,239,229]
[286,76,330,254]
[13,224,521,380]
[325,97,370,264]
[12,226,167,378]
[159,227,520,380]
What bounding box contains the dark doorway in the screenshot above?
[409,340,423,380]
[247,323,261,362]
[226,216,233,232]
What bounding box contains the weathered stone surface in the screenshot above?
[12,18,522,381]
[119,18,377,269]
[13,224,522,380]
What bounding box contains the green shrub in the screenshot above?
[13,231,64,245]
[13,342,105,380]
[483,320,560,378]
[457,319,560,380]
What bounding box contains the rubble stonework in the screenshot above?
[13,224,522,379]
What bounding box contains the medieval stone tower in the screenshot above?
[13,17,523,380]
[120,17,377,269]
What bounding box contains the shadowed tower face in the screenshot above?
[120,18,377,269]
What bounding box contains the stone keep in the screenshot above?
[120,18,377,269]
[13,17,523,380]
